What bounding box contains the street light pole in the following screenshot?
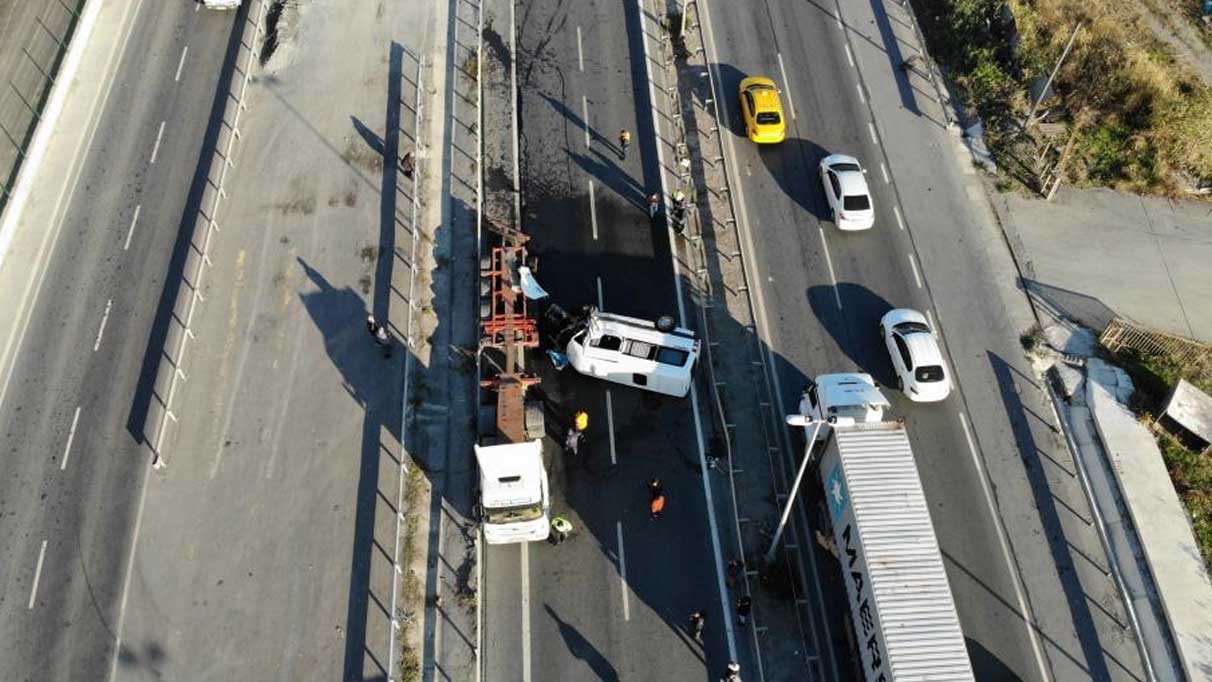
[1024,21,1082,131]
[764,418,823,565]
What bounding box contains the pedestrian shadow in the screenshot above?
[543,604,620,681]
[537,92,624,158]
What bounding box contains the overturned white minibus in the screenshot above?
[561,308,699,397]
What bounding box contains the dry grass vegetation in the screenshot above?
[1113,348,1212,571]
[913,0,1212,194]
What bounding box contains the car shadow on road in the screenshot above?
[758,136,832,222]
[806,282,896,385]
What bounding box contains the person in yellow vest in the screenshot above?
[550,516,573,545]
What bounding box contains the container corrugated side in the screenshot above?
[824,422,975,682]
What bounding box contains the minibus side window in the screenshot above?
[591,334,622,352]
[656,346,689,367]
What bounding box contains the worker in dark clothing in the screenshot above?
[366,315,392,358]
[736,594,752,625]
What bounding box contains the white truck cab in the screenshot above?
[563,308,699,398]
[474,440,550,544]
[797,373,890,436]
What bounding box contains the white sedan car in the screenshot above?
[819,154,874,231]
[879,308,952,402]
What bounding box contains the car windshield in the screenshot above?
[830,162,862,172]
[894,321,931,334]
[755,112,781,125]
[843,194,871,211]
[485,502,544,524]
[916,365,945,382]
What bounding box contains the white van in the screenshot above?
[562,308,699,397]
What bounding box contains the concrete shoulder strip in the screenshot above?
[0,0,105,267]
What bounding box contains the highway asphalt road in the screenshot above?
[480,0,744,679]
[0,2,235,679]
[696,0,1147,679]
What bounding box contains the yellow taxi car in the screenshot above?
[738,76,786,144]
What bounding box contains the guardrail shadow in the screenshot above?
[988,350,1122,681]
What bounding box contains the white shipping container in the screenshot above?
[820,421,975,682]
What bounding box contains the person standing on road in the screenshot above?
[648,477,666,520]
[721,661,742,682]
[366,315,392,358]
[726,558,743,587]
[735,594,752,625]
[574,410,589,433]
[618,129,632,159]
[688,609,706,643]
[550,516,573,545]
[400,151,415,179]
[564,426,583,456]
[648,193,662,219]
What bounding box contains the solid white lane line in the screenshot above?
[907,253,923,288]
[606,390,617,466]
[958,412,1053,681]
[868,121,878,144]
[893,204,905,231]
[617,521,630,620]
[93,299,113,352]
[582,96,590,148]
[596,276,604,309]
[836,16,843,30]
[927,309,937,334]
[60,406,81,471]
[124,204,141,250]
[880,162,889,184]
[28,540,48,609]
[588,180,598,240]
[522,542,531,682]
[174,45,188,82]
[856,82,865,103]
[149,120,165,165]
[577,26,584,71]
[776,52,796,120]
[818,228,843,309]
[844,43,855,67]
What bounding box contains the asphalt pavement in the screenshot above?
[694,0,1150,679]
[0,1,235,679]
[480,0,740,679]
[106,1,436,679]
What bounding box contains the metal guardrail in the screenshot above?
[0,0,86,215]
[1100,317,1212,368]
[1043,369,1158,682]
[650,0,823,677]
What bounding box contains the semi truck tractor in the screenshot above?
[474,439,549,544]
[791,375,975,681]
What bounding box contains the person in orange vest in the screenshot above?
[648,478,666,520]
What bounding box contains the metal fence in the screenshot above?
[1100,317,1212,367]
[0,0,86,215]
